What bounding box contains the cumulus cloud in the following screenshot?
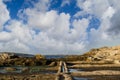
[0,0,91,54]
[0,20,33,53]
[23,8,88,54]
[0,0,10,30]
[16,0,92,54]
[25,10,58,30]
[107,10,120,36]
[0,0,120,54]
[75,0,120,50]
[0,31,12,42]
[0,39,30,53]
[6,20,34,43]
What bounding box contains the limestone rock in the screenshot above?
[0,53,10,60]
[84,45,120,61]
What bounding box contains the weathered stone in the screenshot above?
[83,46,120,62]
[0,53,10,60]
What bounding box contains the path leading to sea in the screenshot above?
[55,61,73,80]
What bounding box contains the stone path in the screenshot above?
[55,61,73,80]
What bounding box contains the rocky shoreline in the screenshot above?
[0,46,120,80]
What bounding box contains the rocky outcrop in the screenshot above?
[83,46,120,62]
[0,52,48,66]
[0,53,10,60]
[0,52,20,61]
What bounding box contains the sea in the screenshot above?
[45,55,66,59]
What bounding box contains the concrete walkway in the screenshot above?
[55,61,73,80]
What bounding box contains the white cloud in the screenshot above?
[19,1,90,54]
[102,7,115,19]
[0,39,30,53]
[0,0,120,55]
[0,0,10,29]
[61,0,70,7]
[6,20,34,43]
[73,18,89,34]
[72,18,89,41]
[47,12,70,39]
[0,20,34,54]
[0,31,12,42]
[34,0,50,12]
[76,0,110,18]
[76,0,120,51]
[25,10,58,30]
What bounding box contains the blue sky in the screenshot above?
[0,0,120,54]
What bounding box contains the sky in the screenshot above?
[0,0,120,55]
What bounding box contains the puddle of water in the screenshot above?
[74,77,88,80]
[74,77,93,80]
[69,69,83,72]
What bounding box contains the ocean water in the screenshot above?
[45,55,66,59]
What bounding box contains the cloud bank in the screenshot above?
[0,0,120,55]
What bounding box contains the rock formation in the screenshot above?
[0,53,11,60]
[84,46,120,63]
[0,52,20,61]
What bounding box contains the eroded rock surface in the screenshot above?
[83,46,120,63]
